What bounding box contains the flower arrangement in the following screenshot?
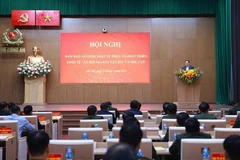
[17,60,52,77]
[177,68,201,84]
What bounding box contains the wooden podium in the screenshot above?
[174,71,203,107]
[24,76,46,105]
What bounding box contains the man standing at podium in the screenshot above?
[182,60,194,71]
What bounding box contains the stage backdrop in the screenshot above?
[0,17,216,104]
[60,33,150,83]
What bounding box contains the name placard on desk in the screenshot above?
[48,153,62,160]
[212,152,225,160]
[0,128,12,137]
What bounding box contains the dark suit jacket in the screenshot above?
[233,115,240,128]
[228,106,240,115]
[124,109,142,115]
[97,110,116,124]
[0,110,10,116]
[159,114,177,130]
[194,113,217,119]
[83,115,113,130]
[169,132,212,155]
[182,65,194,71]
[108,106,120,119]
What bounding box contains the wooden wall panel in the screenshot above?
[0,17,216,104]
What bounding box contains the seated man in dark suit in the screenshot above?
[159,103,177,130]
[23,105,44,130]
[169,118,211,155]
[106,101,120,119]
[124,100,142,115]
[228,100,240,115]
[194,102,217,119]
[223,135,240,160]
[182,60,194,71]
[83,105,113,130]
[97,103,116,124]
[162,112,190,142]
[0,102,10,115]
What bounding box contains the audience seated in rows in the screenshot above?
[124,100,142,115]
[169,118,211,155]
[121,116,159,160]
[106,101,120,119]
[194,102,217,119]
[4,105,35,137]
[24,105,44,130]
[159,103,177,130]
[162,102,170,115]
[162,112,190,142]
[83,105,113,130]
[97,102,116,124]
[0,101,10,115]
[223,135,240,160]
[228,100,240,115]
[27,130,49,160]
[104,143,138,160]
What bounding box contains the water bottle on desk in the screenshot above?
[65,146,73,160]
[173,131,177,141]
[94,122,98,128]
[202,146,210,160]
[137,148,143,157]
[162,122,167,135]
[108,118,111,123]
[82,131,88,140]
[202,123,206,132]
[109,131,114,139]
[222,109,226,118]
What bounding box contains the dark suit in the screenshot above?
[0,110,10,116]
[169,132,211,155]
[108,106,120,119]
[97,110,116,124]
[124,109,142,115]
[194,113,217,119]
[83,115,113,130]
[182,65,194,71]
[228,106,240,115]
[159,114,177,130]
[233,115,240,128]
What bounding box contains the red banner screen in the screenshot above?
[60,33,150,83]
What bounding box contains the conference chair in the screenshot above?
[68,128,103,142]
[168,126,204,141]
[181,139,224,160]
[32,112,53,138]
[141,111,149,119]
[21,115,38,129]
[209,110,221,119]
[176,111,186,114]
[116,120,144,127]
[225,115,238,127]
[97,114,113,123]
[112,127,147,138]
[198,119,226,131]
[107,138,152,159]
[49,140,94,160]
[109,110,116,118]
[155,115,164,124]
[80,119,108,131]
[214,128,240,138]
[134,115,144,120]
[162,119,177,129]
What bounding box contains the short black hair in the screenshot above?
[137,102,142,110]
[229,100,238,106]
[0,102,7,110]
[105,101,112,106]
[199,102,210,113]
[27,131,49,156]
[11,105,20,114]
[130,100,139,109]
[122,111,134,123]
[100,103,109,110]
[184,118,200,133]
[104,143,138,160]
[87,105,97,115]
[120,122,143,149]
[168,103,177,114]
[163,102,170,113]
[8,102,15,110]
[223,135,240,160]
[177,112,190,126]
[24,105,33,115]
